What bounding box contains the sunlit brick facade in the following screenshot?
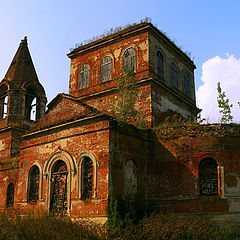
[0,22,239,221]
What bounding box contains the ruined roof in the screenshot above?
[155,123,240,141]
[67,22,194,65]
[3,37,39,86]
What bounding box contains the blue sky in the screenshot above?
[1,1,240,121]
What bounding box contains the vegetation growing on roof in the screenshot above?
[70,17,151,52]
[69,17,193,59]
[154,120,240,142]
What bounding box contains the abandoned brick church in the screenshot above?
[0,22,240,220]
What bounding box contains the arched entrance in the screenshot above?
[199,158,218,196]
[50,160,68,214]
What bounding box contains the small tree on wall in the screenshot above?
[217,82,233,123]
[111,66,147,129]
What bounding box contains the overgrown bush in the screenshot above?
[0,211,239,239]
[106,213,240,240]
[111,65,147,129]
[0,211,100,240]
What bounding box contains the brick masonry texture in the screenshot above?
[0,22,238,219]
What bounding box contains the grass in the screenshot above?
[0,211,239,240]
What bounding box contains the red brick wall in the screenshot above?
[69,31,149,97]
[17,119,110,217]
[146,130,240,214]
[109,122,148,212]
[68,32,152,126]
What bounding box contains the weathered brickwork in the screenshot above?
[68,22,199,126]
[0,22,239,220]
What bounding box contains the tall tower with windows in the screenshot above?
[0,37,47,161]
[0,37,47,127]
[68,22,200,126]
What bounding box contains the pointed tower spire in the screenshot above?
[0,37,47,128]
[4,36,39,87]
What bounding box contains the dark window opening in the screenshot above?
[50,160,68,214]
[171,62,178,89]
[199,158,218,196]
[79,64,90,89]
[156,51,164,79]
[81,157,93,200]
[123,48,136,73]
[100,56,112,83]
[28,166,40,203]
[6,183,14,208]
[184,71,191,97]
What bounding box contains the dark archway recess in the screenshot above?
[28,166,40,203]
[81,157,93,200]
[6,183,14,208]
[199,158,218,196]
[50,160,68,214]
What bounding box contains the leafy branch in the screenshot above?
[217,82,233,123]
[111,66,147,129]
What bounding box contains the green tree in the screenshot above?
[111,66,147,129]
[217,82,233,123]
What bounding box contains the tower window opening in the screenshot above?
[3,95,8,119]
[0,85,8,120]
[30,97,36,121]
[184,71,191,97]
[171,62,178,89]
[156,51,164,79]
[25,87,38,121]
[100,56,112,83]
[123,48,136,73]
[79,64,90,89]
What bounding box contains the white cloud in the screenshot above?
[196,54,240,123]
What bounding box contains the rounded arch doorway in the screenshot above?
[50,160,68,214]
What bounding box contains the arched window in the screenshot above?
[156,51,164,79]
[170,62,178,88]
[30,97,36,121]
[199,158,218,196]
[184,71,191,97]
[100,56,112,83]
[81,157,93,200]
[28,165,40,203]
[25,86,38,121]
[0,85,8,119]
[3,95,8,119]
[79,64,90,89]
[123,48,136,73]
[50,160,68,213]
[6,183,14,208]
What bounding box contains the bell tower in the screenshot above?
[0,37,47,129]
